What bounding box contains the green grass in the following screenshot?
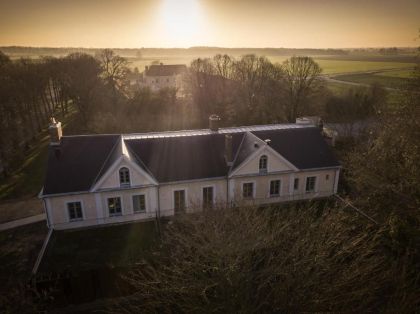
[332,73,412,89]
[38,221,160,274]
[129,55,416,75]
[0,106,80,201]
[375,68,415,78]
[0,137,49,200]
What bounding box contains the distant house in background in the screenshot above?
[143,63,187,96]
[40,116,341,230]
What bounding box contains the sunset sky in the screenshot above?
[0,0,419,48]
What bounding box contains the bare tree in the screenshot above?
[282,56,322,122]
[97,49,129,96]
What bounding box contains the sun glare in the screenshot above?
[159,0,203,45]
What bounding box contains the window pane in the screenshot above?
[68,202,82,220]
[203,187,214,209]
[294,178,299,190]
[270,180,280,196]
[259,156,267,173]
[119,168,130,186]
[133,195,146,212]
[306,177,316,192]
[108,197,122,215]
[174,190,186,212]
[243,183,253,198]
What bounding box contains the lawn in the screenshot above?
[0,106,82,202]
[0,221,48,294]
[38,220,161,274]
[331,72,413,89]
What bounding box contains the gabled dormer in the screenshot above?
[229,132,298,177]
[90,136,158,191]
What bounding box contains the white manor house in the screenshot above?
[40,116,340,230]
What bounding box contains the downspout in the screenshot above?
[226,175,229,208]
[157,185,161,218]
[42,198,51,229]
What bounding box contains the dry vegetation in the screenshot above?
[103,204,419,313]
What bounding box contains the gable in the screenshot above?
[230,145,296,177]
[92,156,157,191]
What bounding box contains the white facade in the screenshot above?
[42,140,340,230]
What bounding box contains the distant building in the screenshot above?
[143,63,187,96]
[40,116,341,230]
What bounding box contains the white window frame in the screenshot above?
[66,200,84,222]
[172,188,187,212]
[107,196,123,217]
[269,179,282,197]
[305,175,318,193]
[259,155,268,174]
[132,193,147,213]
[241,181,256,199]
[201,185,216,209]
[119,167,131,187]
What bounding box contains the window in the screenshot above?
[174,190,186,213]
[306,176,317,192]
[119,167,130,187]
[132,195,146,212]
[202,186,214,209]
[294,178,299,190]
[326,174,330,180]
[243,182,254,199]
[270,180,281,197]
[108,197,122,216]
[67,202,83,221]
[259,155,268,173]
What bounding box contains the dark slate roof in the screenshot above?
[231,132,264,170]
[43,135,119,195]
[252,127,341,169]
[42,126,340,195]
[125,133,243,183]
[145,64,187,76]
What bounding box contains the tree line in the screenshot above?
[0,49,382,177]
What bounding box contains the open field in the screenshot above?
[127,55,416,76]
[331,72,413,89]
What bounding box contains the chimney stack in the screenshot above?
[225,134,233,166]
[48,117,62,146]
[209,114,221,132]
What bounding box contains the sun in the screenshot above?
[159,0,203,44]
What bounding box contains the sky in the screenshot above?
[0,0,419,48]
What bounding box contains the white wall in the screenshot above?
[232,146,294,176]
[98,160,155,190]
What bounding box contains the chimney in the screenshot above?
[48,117,62,146]
[225,134,233,166]
[209,114,221,132]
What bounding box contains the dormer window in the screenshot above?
[259,155,268,173]
[119,167,130,187]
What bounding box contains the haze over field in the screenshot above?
[0,0,419,48]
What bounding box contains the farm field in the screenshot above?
[128,55,416,76]
[331,72,413,89]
